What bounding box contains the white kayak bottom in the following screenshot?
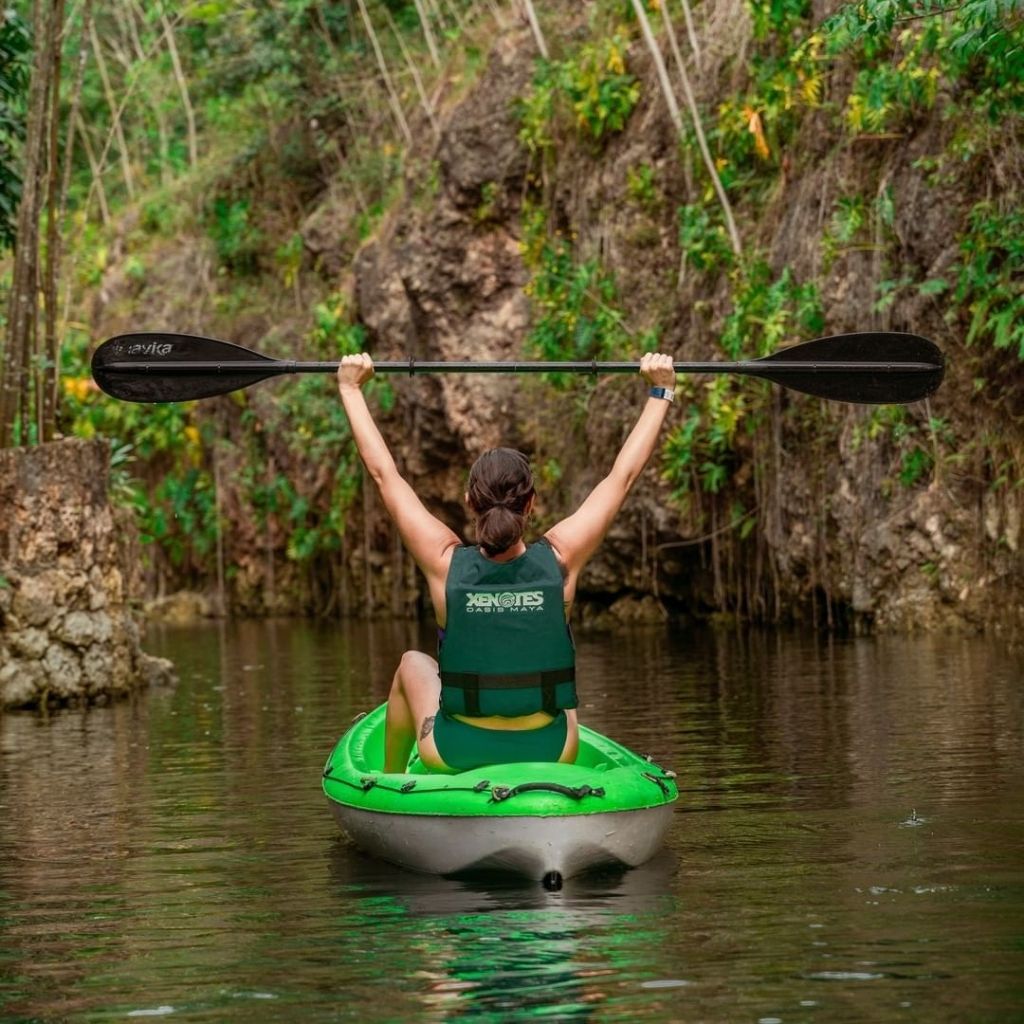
[329,802,674,882]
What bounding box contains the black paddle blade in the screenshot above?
[750,332,944,404]
[91,333,281,403]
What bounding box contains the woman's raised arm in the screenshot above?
[337,354,460,590]
[544,352,675,582]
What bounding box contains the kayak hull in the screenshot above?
[323,704,678,882]
[329,802,673,880]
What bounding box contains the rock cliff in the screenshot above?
[77,19,1023,637]
[345,29,1023,635]
[0,438,175,708]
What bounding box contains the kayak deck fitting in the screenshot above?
[322,703,679,884]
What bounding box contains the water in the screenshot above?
[1,621,1022,1022]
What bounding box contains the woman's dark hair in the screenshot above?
[467,448,535,557]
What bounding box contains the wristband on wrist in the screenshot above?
[649,386,675,403]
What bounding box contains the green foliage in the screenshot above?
[563,35,640,138]
[821,190,894,269]
[954,202,1024,359]
[843,56,940,133]
[517,65,557,156]
[61,332,219,573]
[720,261,824,359]
[135,468,218,567]
[663,379,757,497]
[711,28,823,194]
[626,164,658,209]
[521,204,631,382]
[852,406,959,489]
[309,294,367,357]
[474,181,501,224]
[745,0,813,40]
[662,261,822,500]
[830,194,867,244]
[275,232,304,289]
[342,146,404,241]
[517,34,640,154]
[264,373,359,564]
[678,202,735,275]
[206,197,263,273]
[823,0,1024,121]
[824,0,1022,61]
[247,296,386,566]
[0,5,29,250]
[899,444,933,487]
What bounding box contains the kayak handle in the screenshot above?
[489,782,606,803]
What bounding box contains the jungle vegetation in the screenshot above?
[0,0,1021,618]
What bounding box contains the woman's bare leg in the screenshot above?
[559,708,579,763]
[384,651,444,772]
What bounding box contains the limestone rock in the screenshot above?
[436,35,531,206]
[55,610,113,648]
[608,594,669,625]
[0,438,179,708]
[8,626,48,660]
[0,659,44,707]
[11,575,57,627]
[301,187,358,276]
[144,590,213,625]
[42,643,82,696]
[137,652,177,688]
[81,645,113,690]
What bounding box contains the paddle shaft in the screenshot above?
[100,358,940,377]
[90,331,946,404]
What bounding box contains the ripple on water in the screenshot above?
[0,623,1021,1023]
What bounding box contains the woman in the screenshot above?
[337,351,676,773]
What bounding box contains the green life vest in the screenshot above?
[439,540,577,717]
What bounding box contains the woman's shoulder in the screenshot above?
[533,535,568,579]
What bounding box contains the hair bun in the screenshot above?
[468,448,535,556]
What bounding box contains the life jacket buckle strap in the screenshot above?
[440,667,576,690]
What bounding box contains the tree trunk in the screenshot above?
[679,0,701,66]
[440,0,468,35]
[77,113,111,225]
[356,0,413,147]
[88,17,135,199]
[41,0,66,443]
[632,0,741,256]
[380,3,438,137]
[521,0,548,59]
[59,0,95,225]
[1,0,58,448]
[160,11,198,169]
[412,0,441,67]
[125,0,170,184]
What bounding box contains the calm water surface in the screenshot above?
[1,622,1022,1023]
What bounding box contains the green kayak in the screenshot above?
[322,703,678,883]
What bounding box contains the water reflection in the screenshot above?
[326,847,683,1021]
[0,621,1022,1021]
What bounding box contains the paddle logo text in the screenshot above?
[111,340,175,358]
[465,591,544,614]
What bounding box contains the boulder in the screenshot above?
[0,438,178,708]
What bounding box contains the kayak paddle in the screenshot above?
[90,330,944,405]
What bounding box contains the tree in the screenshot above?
[630,0,741,257]
[0,0,66,448]
[0,6,31,250]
